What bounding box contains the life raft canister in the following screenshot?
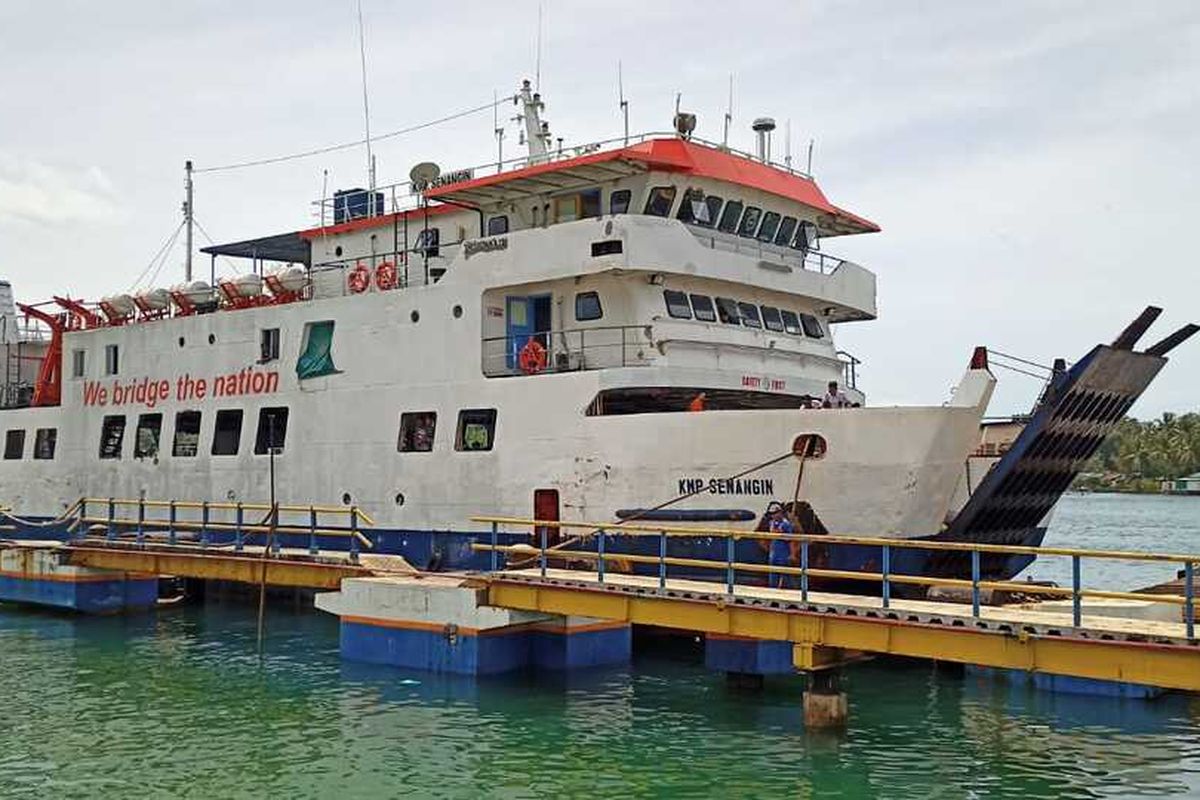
[518,338,548,374]
[375,261,398,290]
[347,263,370,294]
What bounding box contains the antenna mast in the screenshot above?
[785,119,792,173]
[183,160,194,283]
[535,1,544,91]
[517,79,551,164]
[493,89,505,170]
[356,0,375,196]
[722,74,733,150]
[618,61,629,145]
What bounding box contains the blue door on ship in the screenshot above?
[505,294,552,370]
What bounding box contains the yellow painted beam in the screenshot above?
[66,546,368,589]
[485,581,1200,692]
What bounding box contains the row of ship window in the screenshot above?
[662,290,825,337]
[1,407,501,461]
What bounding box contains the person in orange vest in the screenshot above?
[688,392,707,412]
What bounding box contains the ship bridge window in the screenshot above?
[104,344,119,376]
[780,310,802,336]
[134,413,162,459]
[4,429,24,460]
[793,220,819,253]
[33,428,56,460]
[676,189,718,227]
[574,291,603,321]
[717,200,743,233]
[663,290,692,320]
[609,189,631,215]
[212,409,243,456]
[738,302,762,329]
[254,407,289,455]
[799,313,825,338]
[756,212,782,243]
[172,411,202,457]
[689,294,717,322]
[398,411,437,452]
[737,207,762,238]
[715,297,741,325]
[99,415,125,460]
[487,215,509,236]
[643,186,676,217]
[775,216,798,246]
[456,409,497,452]
[761,306,784,332]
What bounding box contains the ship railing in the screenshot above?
[685,226,847,275]
[836,350,861,391]
[72,497,375,563]
[311,130,814,223]
[309,239,467,292]
[468,516,1198,641]
[481,325,651,377]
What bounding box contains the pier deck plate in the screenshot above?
[482,569,1200,691]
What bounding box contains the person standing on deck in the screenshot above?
[766,503,796,589]
[688,392,707,412]
[822,381,851,409]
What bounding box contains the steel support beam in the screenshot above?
[66,546,368,589]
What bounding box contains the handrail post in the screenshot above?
[349,506,359,564]
[136,496,145,547]
[881,544,890,609]
[970,549,981,619]
[235,503,244,552]
[658,530,667,593]
[539,523,547,578]
[490,521,499,572]
[200,501,210,548]
[309,506,319,556]
[1185,560,1195,641]
[597,528,605,584]
[78,498,87,531]
[801,539,809,603]
[726,534,735,597]
[1071,554,1082,628]
[106,497,115,542]
[168,500,176,547]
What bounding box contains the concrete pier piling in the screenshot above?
[803,669,848,729]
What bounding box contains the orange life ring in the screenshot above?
[375,261,398,290]
[518,338,548,374]
[348,263,370,294]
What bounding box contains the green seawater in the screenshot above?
[1,494,1198,799]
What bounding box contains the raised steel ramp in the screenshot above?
[934,307,1197,578]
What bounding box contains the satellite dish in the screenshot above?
[409,161,441,186]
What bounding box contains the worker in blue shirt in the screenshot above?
[766,502,796,589]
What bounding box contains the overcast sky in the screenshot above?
[1,0,1196,417]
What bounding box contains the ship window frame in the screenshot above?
[33,428,56,460]
[663,290,693,320]
[254,407,289,455]
[737,206,762,238]
[71,349,86,379]
[104,344,119,376]
[689,294,717,322]
[3,429,25,460]
[609,189,632,215]
[799,313,825,338]
[487,215,509,236]
[260,327,281,363]
[780,310,803,336]
[574,291,603,322]
[775,216,798,247]
[714,297,741,326]
[761,305,784,332]
[415,227,440,257]
[643,186,677,218]
[756,211,782,243]
[676,188,715,226]
[738,302,763,329]
[172,411,202,457]
[211,409,244,456]
[455,408,497,452]
[398,411,437,453]
[717,200,743,233]
[133,413,163,459]
[99,415,126,460]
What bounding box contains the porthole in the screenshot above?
[792,434,827,459]
[342,492,352,505]
[208,333,216,345]
[178,337,185,348]
[452,304,463,319]
[394,492,405,506]
[335,245,343,257]
[410,310,420,323]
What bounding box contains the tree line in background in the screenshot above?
[1077,412,1200,492]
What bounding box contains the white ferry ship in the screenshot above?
[1,82,1193,588]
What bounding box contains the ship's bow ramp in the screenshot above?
[934,307,1197,577]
